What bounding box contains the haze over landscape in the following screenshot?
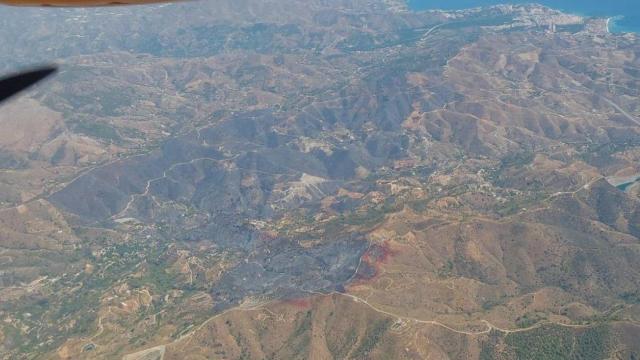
[407,0,640,33]
[1,0,640,359]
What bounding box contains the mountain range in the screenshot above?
[1,1,640,359]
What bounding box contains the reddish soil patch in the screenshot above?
[353,241,397,282]
[258,230,278,241]
[283,297,312,309]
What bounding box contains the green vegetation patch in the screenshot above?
[128,262,178,294]
[437,260,455,278]
[573,326,610,360]
[74,122,121,142]
[516,312,548,329]
[325,199,401,235]
[494,191,545,217]
[328,327,358,359]
[620,290,640,304]
[577,141,640,167]
[487,151,535,186]
[505,324,610,360]
[351,319,392,359]
[276,310,313,359]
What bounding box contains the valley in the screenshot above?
[1,1,640,359]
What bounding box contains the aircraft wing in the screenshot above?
[0,0,173,5]
[0,66,57,105]
[0,0,175,107]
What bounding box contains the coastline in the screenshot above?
[406,1,637,34]
[607,16,636,34]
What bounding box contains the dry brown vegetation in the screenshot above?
[1,1,640,359]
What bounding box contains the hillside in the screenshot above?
[1,1,640,359]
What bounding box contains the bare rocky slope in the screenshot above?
[1,1,640,359]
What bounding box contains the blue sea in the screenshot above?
[407,0,640,33]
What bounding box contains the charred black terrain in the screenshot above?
[1,1,640,359]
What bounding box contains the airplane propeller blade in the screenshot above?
[0,66,57,105]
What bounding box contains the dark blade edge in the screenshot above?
[0,66,57,105]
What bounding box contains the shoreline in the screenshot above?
[606,16,637,35]
[406,1,637,34]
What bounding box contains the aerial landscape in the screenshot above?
[1,0,640,359]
